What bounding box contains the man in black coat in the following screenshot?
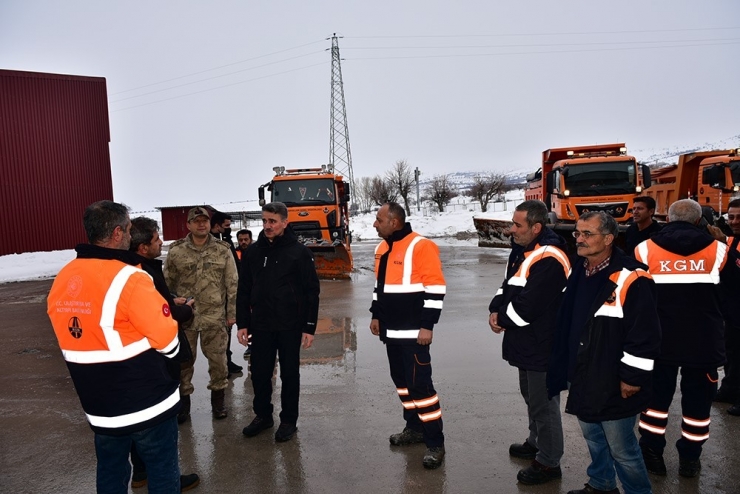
[488,200,570,486]
[236,202,320,443]
[548,212,660,494]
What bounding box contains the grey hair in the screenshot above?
[579,211,618,237]
[668,199,702,224]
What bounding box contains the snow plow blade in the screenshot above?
[308,243,353,279]
[473,217,513,248]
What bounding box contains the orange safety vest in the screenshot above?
[635,240,727,285]
[48,258,180,432]
[373,231,446,341]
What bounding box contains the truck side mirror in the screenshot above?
[641,165,652,189]
[258,186,266,207]
[344,183,351,202]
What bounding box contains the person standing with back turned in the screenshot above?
[370,202,447,469]
[47,200,182,493]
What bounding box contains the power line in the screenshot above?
[110,61,327,113]
[110,39,326,96]
[347,40,740,61]
[341,37,740,51]
[109,50,324,104]
[345,26,740,39]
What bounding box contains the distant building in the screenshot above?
[0,69,112,256]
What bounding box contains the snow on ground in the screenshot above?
[0,193,523,284]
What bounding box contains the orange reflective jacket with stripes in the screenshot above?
[635,222,728,367]
[371,223,446,344]
[48,247,181,436]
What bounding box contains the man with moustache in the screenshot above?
[237,202,320,443]
[548,211,660,494]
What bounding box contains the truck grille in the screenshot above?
[575,203,629,218]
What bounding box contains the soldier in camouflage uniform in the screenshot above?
[164,206,238,422]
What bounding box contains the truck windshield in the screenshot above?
[272,178,336,206]
[564,161,636,197]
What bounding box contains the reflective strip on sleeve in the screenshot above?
[86,387,180,429]
[423,299,444,309]
[424,284,446,295]
[396,388,409,396]
[505,302,529,327]
[386,329,420,339]
[621,351,654,371]
[383,283,425,293]
[413,395,439,408]
[159,334,180,359]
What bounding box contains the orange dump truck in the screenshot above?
[645,149,740,220]
[258,164,353,279]
[525,143,653,226]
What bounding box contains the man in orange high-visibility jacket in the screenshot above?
[47,201,182,493]
[636,199,729,479]
[370,202,446,470]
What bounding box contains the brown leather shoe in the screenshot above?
[211,389,227,419]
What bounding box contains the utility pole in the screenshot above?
[328,34,354,194]
[415,167,421,212]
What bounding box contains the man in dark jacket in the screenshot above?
[128,217,200,491]
[488,200,570,486]
[548,211,660,494]
[236,202,320,443]
[635,199,729,479]
[624,196,663,256]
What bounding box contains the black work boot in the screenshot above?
[641,444,666,476]
[517,459,562,485]
[180,473,200,492]
[422,447,446,469]
[509,440,539,459]
[211,389,227,419]
[679,457,701,478]
[242,416,275,437]
[389,427,425,446]
[567,484,619,494]
[177,395,191,424]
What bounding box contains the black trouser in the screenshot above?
[250,329,302,425]
[721,321,740,394]
[639,363,718,460]
[386,343,444,448]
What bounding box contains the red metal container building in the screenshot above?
[0,69,113,256]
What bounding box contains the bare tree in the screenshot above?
[467,172,506,212]
[369,175,398,206]
[385,159,414,216]
[355,176,375,214]
[424,174,458,212]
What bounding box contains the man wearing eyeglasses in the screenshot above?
[548,211,660,494]
[488,200,570,486]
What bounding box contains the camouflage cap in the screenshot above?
[187,206,210,222]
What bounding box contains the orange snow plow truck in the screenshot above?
[258,164,353,279]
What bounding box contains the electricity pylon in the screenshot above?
[328,34,354,193]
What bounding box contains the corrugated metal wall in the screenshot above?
[159,205,215,241]
[0,69,112,256]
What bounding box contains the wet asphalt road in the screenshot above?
[1,241,740,493]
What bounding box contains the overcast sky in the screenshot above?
[2,1,739,212]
